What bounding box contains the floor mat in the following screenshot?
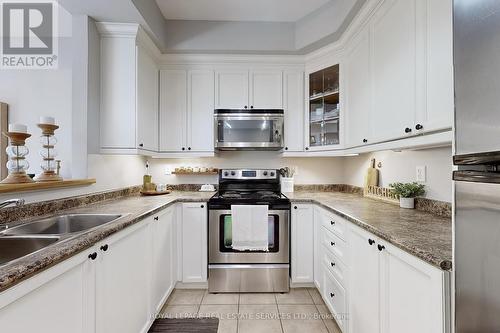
[148,318,219,333]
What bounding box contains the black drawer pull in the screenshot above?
[331,262,336,267]
[154,216,159,221]
[330,241,335,246]
[368,239,375,245]
[330,221,335,226]
[100,244,108,252]
[88,252,97,260]
[378,244,385,251]
[330,292,335,298]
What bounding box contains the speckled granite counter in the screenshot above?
[0,191,213,292]
[0,190,452,293]
[287,192,452,271]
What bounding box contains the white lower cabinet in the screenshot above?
[182,203,208,283]
[0,203,188,333]
[0,250,95,333]
[95,220,151,333]
[291,204,314,284]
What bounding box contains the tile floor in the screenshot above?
[158,288,342,333]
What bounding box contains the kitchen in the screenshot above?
[0,0,491,332]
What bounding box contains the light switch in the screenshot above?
[416,166,426,182]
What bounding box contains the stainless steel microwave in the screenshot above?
[214,109,284,151]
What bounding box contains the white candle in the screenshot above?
[8,124,27,133]
[39,116,55,125]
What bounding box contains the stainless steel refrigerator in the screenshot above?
[454,0,500,331]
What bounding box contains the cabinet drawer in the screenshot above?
[323,268,347,331]
[322,227,348,265]
[320,209,347,241]
[322,244,348,287]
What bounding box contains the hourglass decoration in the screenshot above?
[34,117,62,182]
[1,124,34,184]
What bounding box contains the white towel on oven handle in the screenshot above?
[231,205,269,252]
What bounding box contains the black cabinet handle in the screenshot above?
[182,147,186,151]
[305,147,309,151]
[363,139,368,143]
[201,204,205,208]
[244,106,248,109]
[378,244,385,251]
[416,124,423,130]
[330,221,335,226]
[285,147,289,151]
[88,252,97,260]
[100,244,108,252]
[330,241,335,246]
[330,293,335,298]
[139,143,144,147]
[250,106,254,109]
[188,147,192,150]
[294,206,298,209]
[368,239,375,245]
[154,216,159,221]
[405,127,412,133]
[331,262,336,267]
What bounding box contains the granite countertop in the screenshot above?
[0,190,452,293]
[287,192,452,271]
[0,191,214,292]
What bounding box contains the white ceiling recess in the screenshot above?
[155,0,332,22]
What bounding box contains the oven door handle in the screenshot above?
[208,264,289,269]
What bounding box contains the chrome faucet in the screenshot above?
[0,199,25,209]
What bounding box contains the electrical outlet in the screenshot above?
[164,167,172,175]
[416,166,426,182]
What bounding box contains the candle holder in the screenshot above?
[1,131,34,184]
[34,123,62,182]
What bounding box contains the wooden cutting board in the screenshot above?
[364,158,379,189]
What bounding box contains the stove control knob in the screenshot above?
[224,171,229,177]
[231,171,236,176]
[270,172,275,177]
[263,171,268,176]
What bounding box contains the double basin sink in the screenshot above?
[0,214,122,266]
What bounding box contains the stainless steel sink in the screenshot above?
[2,214,122,236]
[0,236,60,265]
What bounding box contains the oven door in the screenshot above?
[209,209,289,264]
[214,113,284,150]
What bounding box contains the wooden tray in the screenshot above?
[140,190,171,196]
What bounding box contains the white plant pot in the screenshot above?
[281,177,294,193]
[399,197,415,209]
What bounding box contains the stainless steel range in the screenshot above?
[208,169,291,293]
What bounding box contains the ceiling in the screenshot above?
[155,0,332,22]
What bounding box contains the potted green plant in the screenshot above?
[389,182,426,209]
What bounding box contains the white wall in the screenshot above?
[343,147,452,202]
[148,152,345,185]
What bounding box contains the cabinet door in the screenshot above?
[370,0,417,143]
[0,250,95,333]
[159,70,187,151]
[188,70,215,152]
[136,46,159,151]
[182,203,208,283]
[379,242,447,333]
[100,36,137,149]
[151,207,175,314]
[291,204,314,283]
[313,207,323,289]
[417,0,453,133]
[96,221,151,333]
[345,28,372,147]
[215,70,249,109]
[250,70,283,109]
[284,71,305,152]
[348,226,380,333]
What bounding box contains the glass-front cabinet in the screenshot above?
[308,65,340,149]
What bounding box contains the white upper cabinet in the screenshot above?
[284,70,305,152]
[370,0,417,143]
[345,28,372,147]
[137,46,159,151]
[250,70,283,109]
[216,69,284,110]
[98,23,160,153]
[159,70,187,152]
[188,70,215,152]
[215,70,249,109]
